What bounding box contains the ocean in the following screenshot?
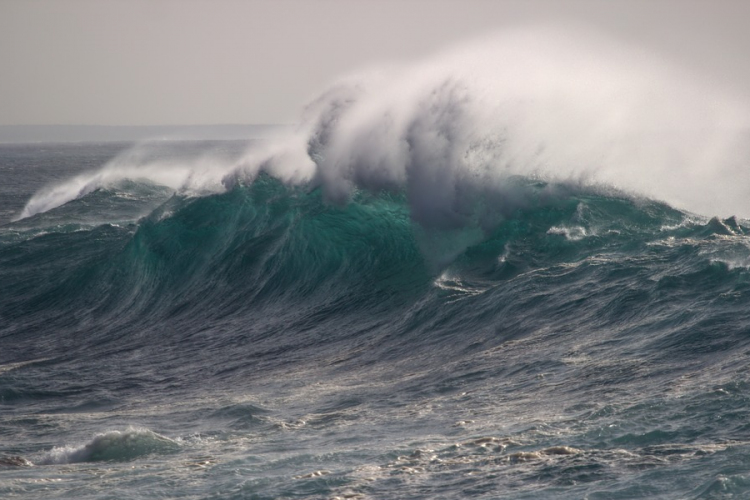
[3,30,750,499]
[2,135,750,499]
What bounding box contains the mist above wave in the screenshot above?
[17,26,750,223]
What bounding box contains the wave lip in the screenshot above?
[13,142,234,222]
[38,428,180,464]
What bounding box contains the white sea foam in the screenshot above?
[17,26,750,223]
[547,225,589,241]
[0,358,49,375]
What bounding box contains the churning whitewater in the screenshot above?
[2,29,750,499]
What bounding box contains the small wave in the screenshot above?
[706,216,746,236]
[37,428,180,464]
[0,456,33,467]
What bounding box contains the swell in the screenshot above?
[0,176,427,368]
[3,174,750,373]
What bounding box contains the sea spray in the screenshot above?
[15,141,238,221]
[230,27,750,220]
[17,27,750,225]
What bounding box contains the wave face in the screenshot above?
[3,29,750,499]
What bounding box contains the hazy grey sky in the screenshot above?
[1,0,748,126]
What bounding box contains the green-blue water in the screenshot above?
[2,140,750,499]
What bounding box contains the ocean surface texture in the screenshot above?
[2,135,750,500]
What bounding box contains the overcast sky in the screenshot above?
[1,0,748,126]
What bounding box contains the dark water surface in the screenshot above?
[2,142,750,499]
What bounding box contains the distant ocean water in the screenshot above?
[0,124,287,144]
[3,137,750,499]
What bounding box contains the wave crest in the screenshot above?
[16,27,750,224]
[232,27,749,222]
[38,428,180,464]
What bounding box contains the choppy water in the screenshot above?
[3,138,750,499]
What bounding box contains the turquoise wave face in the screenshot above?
[2,173,747,358]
